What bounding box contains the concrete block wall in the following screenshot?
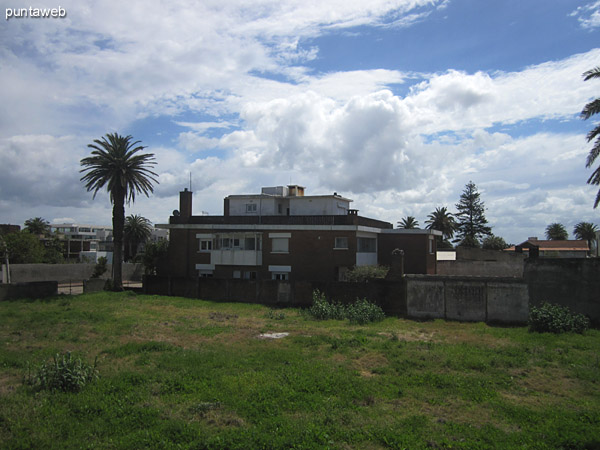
[405,275,529,324]
[0,281,58,301]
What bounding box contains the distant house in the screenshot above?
[505,237,589,258]
[156,186,441,282]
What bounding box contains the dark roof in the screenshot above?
[507,239,589,252]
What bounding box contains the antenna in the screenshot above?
[189,172,192,192]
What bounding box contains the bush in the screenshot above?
[346,297,386,324]
[308,290,347,320]
[308,290,385,324]
[24,352,99,392]
[344,265,389,282]
[91,256,108,279]
[529,302,590,334]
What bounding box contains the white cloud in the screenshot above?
[571,1,600,29]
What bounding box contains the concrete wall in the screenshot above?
[405,275,529,324]
[0,281,58,301]
[437,260,524,277]
[437,248,526,277]
[525,258,600,324]
[2,263,144,283]
[145,275,527,323]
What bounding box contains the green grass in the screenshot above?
[1,292,599,449]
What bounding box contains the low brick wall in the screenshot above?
[0,281,58,301]
[405,275,529,324]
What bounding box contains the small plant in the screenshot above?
[24,352,99,392]
[346,297,386,325]
[308,290,385,324]
[529,302,590,334]
[91,256,108,279]
[267,309,286,320]
[308,290,346,320]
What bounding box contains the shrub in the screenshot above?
[344,265,389,282]
[308,290,385,324]
[308,290,346,320]
[24,352,99,392]
[346,297,386,325]
[91,256,108,279]
[529,302,590,334]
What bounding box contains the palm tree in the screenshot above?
[397,216,419,229]
[80,133,158,290]
[425,206,457,241]
[581,67,600,208]
[124,214,153,261]
[24,217,50,236]
[545,223,568,240]
[573,221,598,254]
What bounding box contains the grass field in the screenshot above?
[0,292,599,449]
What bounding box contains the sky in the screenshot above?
[1,0,600,244]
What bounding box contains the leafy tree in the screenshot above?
[142,239,169,276]
[545,223,568,240]
[581,67,600,208]
[573,221,598,254]
[42,237,64,264]
[454,181,492,246]
[24,217,50,236]
[482,235,509,250]
[80,133,158,290]
[456,235,481,248]
[124,214,152,261]
[2,231,45,263]
[397,216,419,229]
[425,206,457,248]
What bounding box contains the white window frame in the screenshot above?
[246,203,257,213]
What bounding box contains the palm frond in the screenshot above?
[581,98,600,120]
[583,67,600,81]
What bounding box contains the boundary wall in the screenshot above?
[2,263,143,283]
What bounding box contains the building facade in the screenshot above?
[157,187,441,281]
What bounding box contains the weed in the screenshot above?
[24,352,98,392]
[529,302,590,334]
[308,290,385,324]
[266,309,286,320]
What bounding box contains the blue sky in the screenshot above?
[1,0,600,244]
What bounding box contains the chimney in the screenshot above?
[528,237,538,241]
[180,189,192,218]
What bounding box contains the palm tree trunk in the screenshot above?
[112,189,125,291]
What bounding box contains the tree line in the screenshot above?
[397,181,599,251]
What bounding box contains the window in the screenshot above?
[429,236,434,254]
[233,238,240,248]
[233,270,241,279]
[246,203,257,213]
[244,271,257,280]
[199,271,213,278]
[271,238,289,253]
[357,237,376,253]
[334,237,348,249]
[272,272,289,281]
[200,239,212,251]
[221,238,231,249]
[245,237,256,250]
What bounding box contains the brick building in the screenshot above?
[157,186,441,281]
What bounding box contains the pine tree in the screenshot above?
[454,181,492,246]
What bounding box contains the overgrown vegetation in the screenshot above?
[529,302,590,334]
[308,289,385,324]
[343,264,389,282]
[1,292,599,449]
[91,256,108,278]
[24,351,99,392]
